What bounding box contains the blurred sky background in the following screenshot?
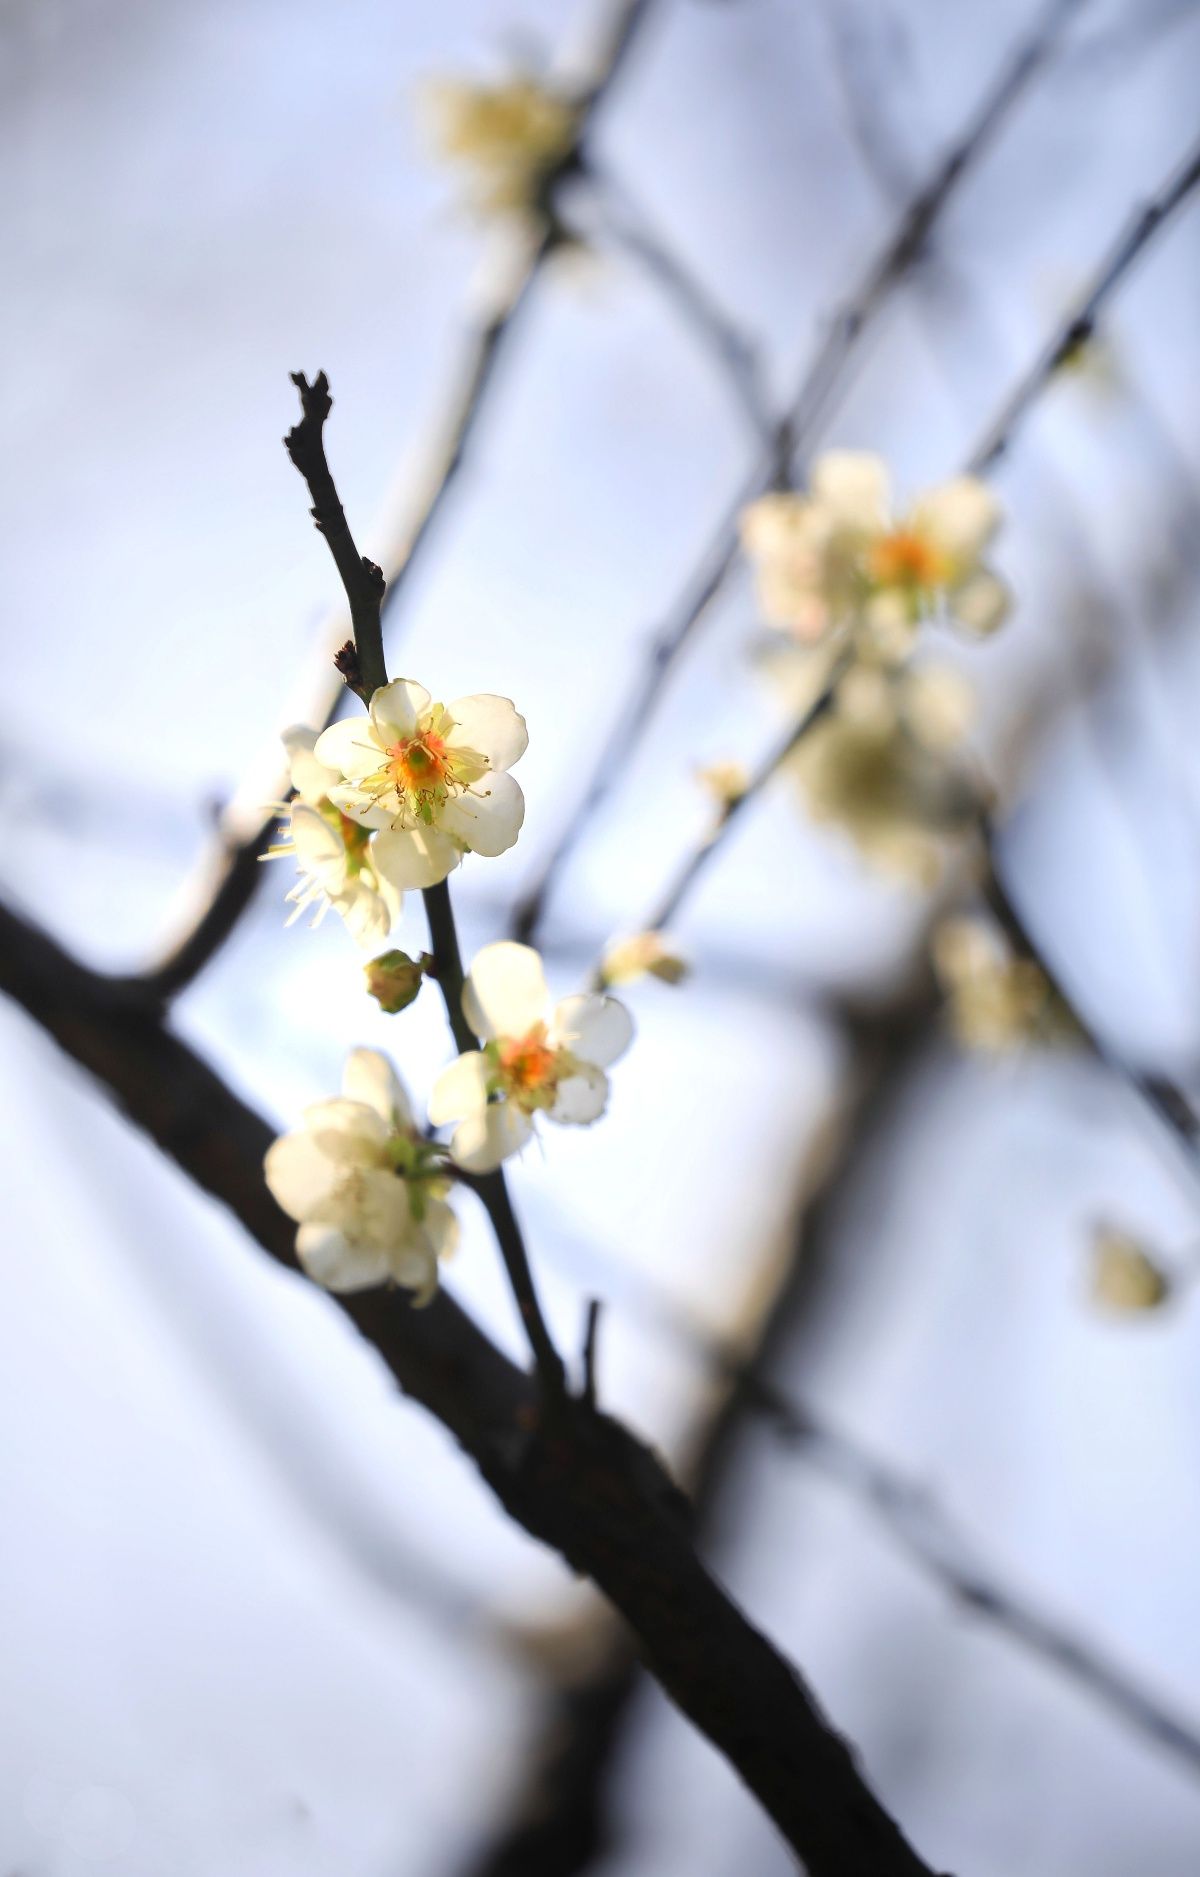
[3,0,1200,1871]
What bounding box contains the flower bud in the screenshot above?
[1090,1224,1171,1315]
[365,949,429,1014]
[600,932,689,989]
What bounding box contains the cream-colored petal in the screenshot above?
[342,1048,413,1129]
[369,679,431,742]
[811,451,890,530]
[371,826,462,889]
[264,1129,338,1222]
[338,881,395,951]
[446,694,528,773]
[314,716,385,780]
[551,993,633,1068]
[437,772,524,857]
[300,1099,390,1170]
[282,725,339,804]
[449,1102,533,1173]
[550,1065,609,1125]
[949,570,1010,638]
[327,786,394,830]
[389,1240,440,1308]
[296,1222,392,1292]
[912,476,1001,561]
[461,941,549,1041]
[422,1196,461,1263]
[428,1051,491,1125]
[288,805,349,892]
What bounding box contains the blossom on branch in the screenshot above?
[263,726,402,948]
[933,914,1076,1051]
[600,931,690,988]
[422,71,577,219]
[740,451,1010,658]
[314,680,527,889]
[429,941,633,1174]
[265,1048,457,1303]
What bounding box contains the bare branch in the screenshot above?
[0,893,945,1877]
[511,0,1089,943]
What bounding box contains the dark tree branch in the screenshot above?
[510,0,1089,945]
[0,892,943,1877]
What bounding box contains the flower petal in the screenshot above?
[811,451,890,530]
[296,1222,392,1292]
[428,1051,491,1124]
[950,570,1010,638]
[300,1097,390,1164]
[342,1048,413,1129]
[389,1240,440,1308]
[461,941,549,1040]
[339,881,395,951]
[422,1197,460,1263]
[288,805,349,891]
[550,1065,609,1124]
[445,694,528,772]
[437,771,525,857]
[314,716,384,780]
[371,826,462,889]
[912,477,1001,562]
[449,1102,533,1173]
[552,992,633,1068]
[282,725,339,804]
[369,679,431,742]
[264,1129,338,1222]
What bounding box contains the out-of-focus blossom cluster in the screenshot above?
[933,914,1076,1053]
[789,663,980,882]
[740,451,1009,660]
[600,931,690,988]
[422,71,577,220]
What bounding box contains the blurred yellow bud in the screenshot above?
[1089,1224,1171,1315]
[600,932,690,989]
[696,760,750,809]
[933,915,1072,1052]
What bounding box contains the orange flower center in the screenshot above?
[498,1026,558,1095]
[869,529,949,590]
[386,732,451,795]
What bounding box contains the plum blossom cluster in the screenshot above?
[740,451,1010,661]
[791,663,980,883]
[430,942,633,1174]
[422,70,577,219]
[268,680,527,944]
[265,1049,457,1302]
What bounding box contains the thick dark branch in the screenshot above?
[284,370,388,699]
[967,135,1200,474]
[0,895,943,1875]
[510,0,1086,944]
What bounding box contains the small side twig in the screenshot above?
[581,1297,603,1408]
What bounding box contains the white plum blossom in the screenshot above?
[422,72,577,219]
[428,941,633,1174]
[264,726,403,949]
[314,680,527,890]
[265,1049,457,1303]
[740,451,1010,658]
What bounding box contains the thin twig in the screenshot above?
[0,893,943,1877]
[135,0,654,1005]
[510,0,1089,944]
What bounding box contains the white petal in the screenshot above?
[328,787,395,831]
[300,1098,390,1162]
[369,679,431,742]
[462,941,549,1041]
[339,881,395,950]
[449,1102,533,1173]
[422,1197,460,1263]
[550,1065,609,1125]
[288,805,349,891]
[811,451,890,530]
[446,694,528,772]
[389,1240,440,1307]
[371,826,462,889]
[551,993,633,1068]
[342,1048,413,1128]
[314,716,384,780]
[296,1222,392,1292]
[437,772,525,857]
[282,726,339,804]
[950,570,1010,638]
[428,1051,491,1125]
[912,477,1001,562]
[264,1129,337,1222]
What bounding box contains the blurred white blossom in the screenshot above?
[933,914,1072,1052]
[429,941,632,1173]
[422,71,576,219]
[265,1049,456,1302]
[263,726,402,948]
[740,451,1009,658]
[600,931,690,988]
